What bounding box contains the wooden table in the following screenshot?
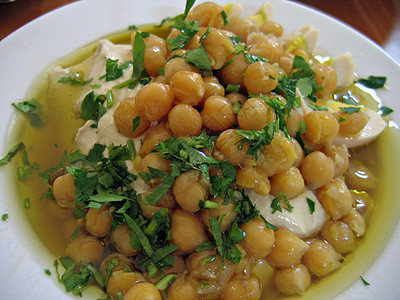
[1,0,399,63]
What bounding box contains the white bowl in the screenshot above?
[0,0,399,299]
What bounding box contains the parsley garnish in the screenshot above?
[306,198,315,215]
[339,106,361,114]
[379,106,393,116]
[0,142,25,167]
[102,59,132,82]
[271,192,293,213]
[1,213,8,221]
[184,45,212,70]
[12,98,43,127]
[58,74,92,85]
[357,76,386,89]
[360,275,370,286]
[80,92,107,124]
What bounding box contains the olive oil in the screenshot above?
[8,27,400,299]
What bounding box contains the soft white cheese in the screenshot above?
[247,188,327,237]
[71,39,145,154]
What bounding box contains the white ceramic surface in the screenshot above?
[0,0,399,299]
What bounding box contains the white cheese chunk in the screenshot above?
[247,188,328,237]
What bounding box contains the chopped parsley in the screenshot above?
[379,106,393,116]
[306,198,315,215]
[339,106,361,114]
[357,76,386,89]
[360,275,370,286]
[12,98,43,127]
[1,213,8,221]
[271,192,293,213]
[58,74,92,85]
[0,142,25,167]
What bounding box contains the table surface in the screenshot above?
[1,0,399,63]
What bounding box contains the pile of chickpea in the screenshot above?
[51,2,378,299]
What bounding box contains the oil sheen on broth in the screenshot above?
[9,24,400,299]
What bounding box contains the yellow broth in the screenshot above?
[8,27,400,299]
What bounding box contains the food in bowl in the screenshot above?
[5,0,395,299]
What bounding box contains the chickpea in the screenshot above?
[312,64,338,99]
[201,197,238,232]
[292,48,310,63]
[343,209,366,237]
[135,82,173,121]
[278,52,295,75]
[167,275,197,300]
[351,190,374,220]
[164,252,185,275]
[244,61,279,94]
[187,249,236,294]
[225,92,247,107]
[321,220,356,254]
[167,104,202,137]
[241,216,275,258]
[141,153,170,176]
[123,282,162,300]
[226,18,259,42]
[286,108,304,138]
[185,27,208,51]
[247,32,283,64]
[300,151,335,190]
[215,129,249,165]
[110,223,139,257]
[260,21,284,37]
[237,97,276,130]
[273,264,311,296]
[257,132,297,177]
[267,229,309,267]
[85,205,113,237]
[140,190,176,220]
[173,170,207,212]
[139,122,171,156]
[114,100,150,138]
[171,209,208,254]
[201,76,225,105]
[201,95,236,131]
[292,138,305,169]
[270,166,305,199]
[170,71,205,106]
[236,164,271,196]
[335,110,370,136]
[132,32,167,77]
[223,274,261,300]
[345,159,376,190]
[304,110,339,146]
[53,173,76,207]
[322,144,349,177]
[316,179,352,220]
[303,239,341,276]
[164,57,199,82]
[66,235,104,265]
[100,253,133,278]
[220,52,250,89]
[107,270,145,300]
[202,29,235,70]
[187,2,226,28]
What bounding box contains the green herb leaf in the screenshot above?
[1,213,8,221]
[360,275,370,286]
[357,76,386,89]
[104,59,132,81]
[132,116,141,134]
[156,274,177,290]
[379,106,393,116]
[12,99,43,127]
[226,84,240,93]
[339,106,361,114]
[260,215,277,230]
[58,74,92,85]
[184,45,212,70]
[0,142,25,167]
[306,198,315,215]
[221,10,228,26]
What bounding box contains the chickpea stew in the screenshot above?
[6,0,398,299]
